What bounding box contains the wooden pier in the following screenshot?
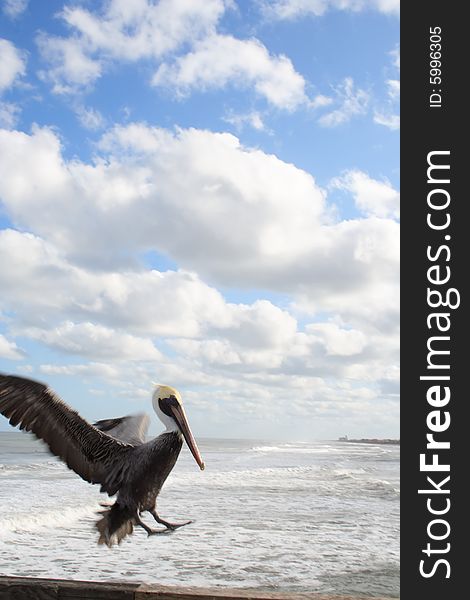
[0,577,395,600]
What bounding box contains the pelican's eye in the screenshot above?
[158,395,179,417]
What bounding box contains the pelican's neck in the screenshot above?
[162,415,180,433]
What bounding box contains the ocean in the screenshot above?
[0,433,399,598]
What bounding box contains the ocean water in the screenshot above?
[0,433,399,597]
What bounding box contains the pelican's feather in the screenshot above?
[0,374,133,495]
[93,414,150,445]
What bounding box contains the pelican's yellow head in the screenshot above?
[153,384,182,404]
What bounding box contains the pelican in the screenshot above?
[0,374,205,547]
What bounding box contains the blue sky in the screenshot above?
[0,0,399,440]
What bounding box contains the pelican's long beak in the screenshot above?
[170,404,205,470]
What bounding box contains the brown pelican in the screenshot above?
[0,374,205,547]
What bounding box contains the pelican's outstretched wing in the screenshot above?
[93,414,150,445]
[0,374,133,495]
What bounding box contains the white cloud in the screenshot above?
[223,110,268,132]
[32,359,399,439]
[0,226,395,426]
[37,0,227,93]
[0,101,20,128]
[263,0,330,18]
[153,34,308,110]
[390,45,400,69]
[306,322,367,356]
[0,122,398,433]
[0,5,399,439]
[0,225,398,438]
[318,77,369,127]
[0,220,398,403]
[0,38,26,93]
[61,0,226,61]
[309,94,333,110]
[35,1,310,112]
[374,45,399,131]
[75,105,105,130]
[36,35,103,94]
[373,111,399,131]
[0,230,325,374]
[39,362,121,379]
[2,0,28,19]
[386,79,400,100]
[21,321,163,362]
[262,0,400,20]
[0,229,231,338]
[169,312,386,374]
[0,333,24,360]
[164,322,398,435]
[169,300,299,369]
[0,124,398,323]
[331,170,399,219]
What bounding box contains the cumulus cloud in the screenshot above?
[331,170,400,219]
[36,0,229,93]
[153,34,308,110]
[39,362,121,380]
[21,321,163,362]
[390,45,400,69]
[75,105,106,130]
[169,300,299,369]
[374,45,400,131]
[386,79,400,101]
[37,35,103,94]
[262,0,400,20]
[0,2,400,438]
[318,78,369,127]
[306,322,367,357]
[2,0,28,19]
[0,219,398,406]
[32,357,398,439]
[0,333,24,360]
[60,0,226,61]
[0,119,399,436]
[309,94,333,110]
[0,228,398,422]
[0,124,398,325]
[0,101,20,128]
[34,1,310,111]
[222,110,268,132]
[168,316,392,379]
[0,38,26,93]
[373,112,399,130]
[0,229,231,338]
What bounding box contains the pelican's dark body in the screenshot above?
[95,430,184,545]
[117,431,182,512]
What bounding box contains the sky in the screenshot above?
[0,0,399,441]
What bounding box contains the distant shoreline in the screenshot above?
[338,437,400,445]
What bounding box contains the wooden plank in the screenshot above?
[0,578,136,600]
[58,578,137,600]
[0,577,58,600]
[0,577,396,600]
[134,584,391,600]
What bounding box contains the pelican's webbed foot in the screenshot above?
[135,515,171,536]
[149,509,192,530]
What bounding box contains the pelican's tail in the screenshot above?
[95,502,135,547]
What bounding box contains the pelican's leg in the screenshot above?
[135,514,171,536]
[149,509,192,530]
